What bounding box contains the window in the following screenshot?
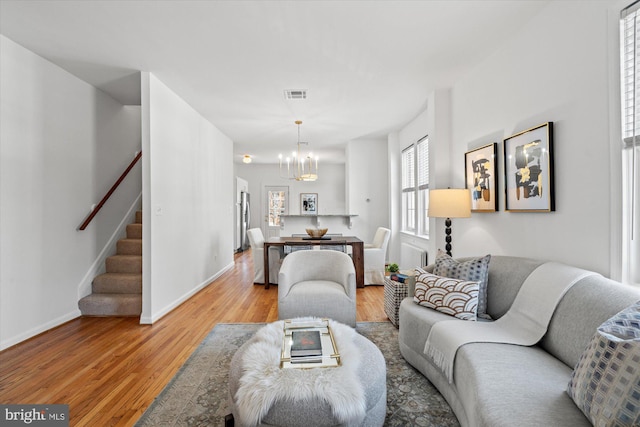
[417,136,430,235]
[401,146,415,232]
[620,1,640,285]
[401,135,429,236]
[268,189,287,227]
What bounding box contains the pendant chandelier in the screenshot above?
[279,120,319,181]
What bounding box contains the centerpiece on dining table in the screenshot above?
[305,228,329,239]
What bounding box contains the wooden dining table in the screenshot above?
[263,236,364,289]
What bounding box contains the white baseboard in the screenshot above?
[0,309,81,351]
[139,261,235,325]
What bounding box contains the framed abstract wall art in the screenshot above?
[300,193,318,215]
[503,122,555,212]
[465,143,498,212]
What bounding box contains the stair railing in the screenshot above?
[78,151,142,231]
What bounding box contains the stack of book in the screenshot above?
[281,318,340,369]
[290,330,323,364]
[390,273,409,283]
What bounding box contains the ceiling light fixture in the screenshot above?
[279,120,318,181]
[242,155,252,164]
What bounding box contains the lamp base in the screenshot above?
[444,218,452,257]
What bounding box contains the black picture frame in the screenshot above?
[300,193,318,215]
[503,122,555,212]
[465,143,498,212]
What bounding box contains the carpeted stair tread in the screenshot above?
[127,223,142,239]
[106,255,142,274]
[78,293,141,317]
[117,238,142,255]
[135,210,142,224]
[93,273,141,294]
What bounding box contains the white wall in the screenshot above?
[387,131,402,264]
[391,96,453,269]
[445,1,617,276]
[345,138,390,245]
[141,72,234,323]
[0,36,142,349]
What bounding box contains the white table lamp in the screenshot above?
[428,189,471,257]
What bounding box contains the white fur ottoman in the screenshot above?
[228,320,386,427]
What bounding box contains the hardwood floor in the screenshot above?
[0,249,388,426]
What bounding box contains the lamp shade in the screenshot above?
[428,189,471,218]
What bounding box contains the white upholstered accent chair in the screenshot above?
[364,227,391,285]
[247,228,283,285]
[278,250,356,327]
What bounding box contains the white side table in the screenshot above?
[384,276,408,328]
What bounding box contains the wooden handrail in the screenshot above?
[78,151,142,231]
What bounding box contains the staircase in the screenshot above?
[79,211,142,316]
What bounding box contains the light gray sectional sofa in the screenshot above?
[398,256,640,427]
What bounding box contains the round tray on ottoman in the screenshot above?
[228,319,386,427]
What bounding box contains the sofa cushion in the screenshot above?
[454,342,592,427]
[433,250,491,319]
[414,268,478,320]
[566,300,640,427]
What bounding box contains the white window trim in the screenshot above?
[614,0,640,286]
[401,135,429,238]
[401,145,416,232]
[417,136,429,238]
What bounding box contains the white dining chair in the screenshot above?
[364,227,391,285]
[247,228,284,285]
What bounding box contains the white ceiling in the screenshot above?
[0,0,549,164]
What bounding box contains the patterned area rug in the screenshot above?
[135,322,460,427]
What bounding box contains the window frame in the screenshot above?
[619,0,640,286]
[401,135,429,237]
[401,145,416,232]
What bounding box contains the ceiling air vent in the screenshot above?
[284,89,307,100]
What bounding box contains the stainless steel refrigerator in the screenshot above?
[238,191,251,251]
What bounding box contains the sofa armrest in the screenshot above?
[406,276,416,297]
[406,264,434,296]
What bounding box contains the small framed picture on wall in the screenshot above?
[300,193,318,215]
[465,143,498,212]
[503,122,555,212]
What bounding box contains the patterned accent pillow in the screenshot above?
[567,300,640,426]
[433,250,491,320]
[413,268,479,321]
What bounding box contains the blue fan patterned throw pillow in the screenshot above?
[567,300,640,427]
[433,250,491,320]
[413,268,479,321]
